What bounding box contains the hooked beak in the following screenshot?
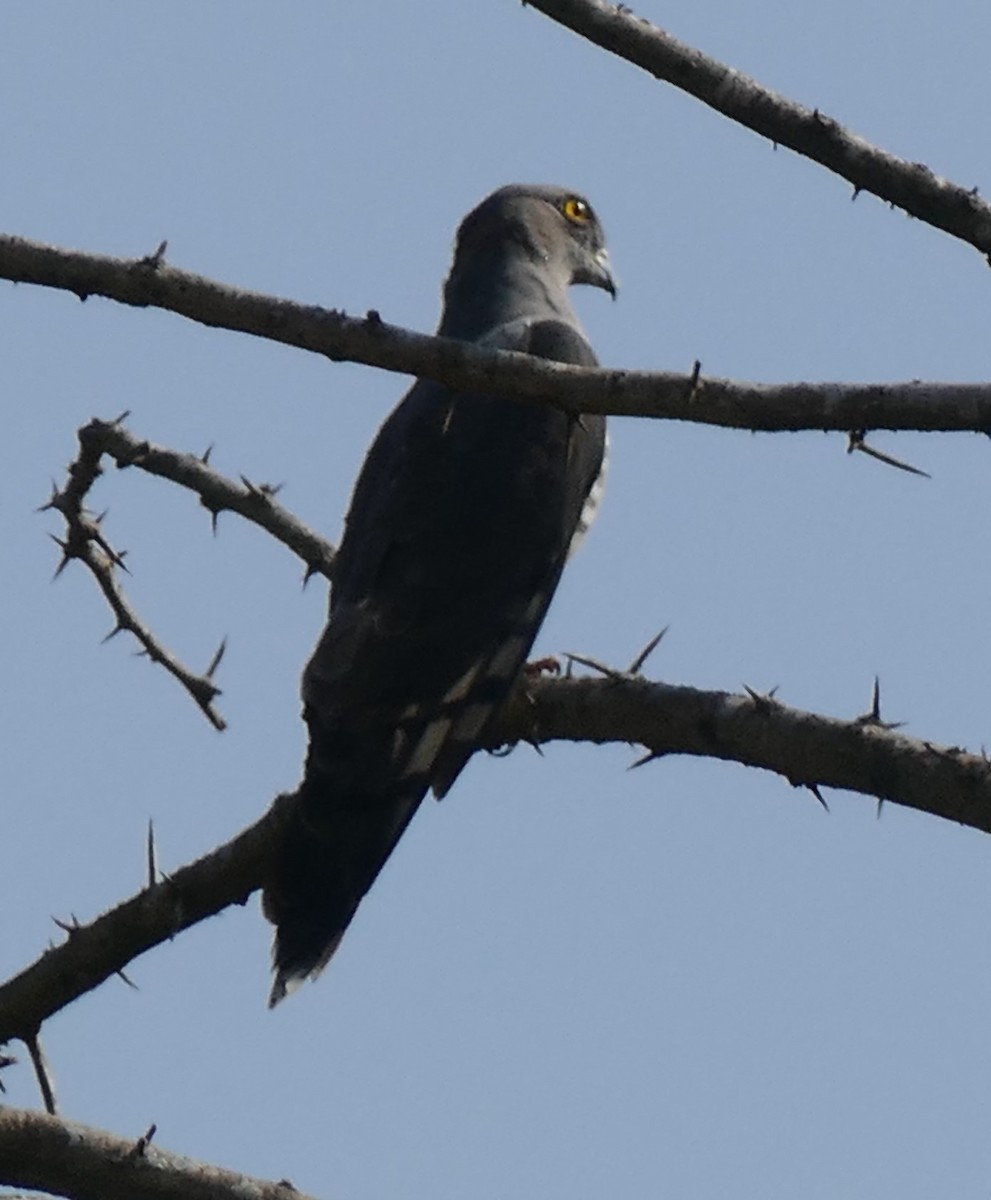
[578,246,617,299]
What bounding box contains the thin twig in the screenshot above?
[42,416,339,731]
[41,417,226,729]
[80,418,336,579]
[527,0,991,263]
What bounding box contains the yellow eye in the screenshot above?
[561,196,590,224]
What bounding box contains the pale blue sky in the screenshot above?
[4,3,991,1197]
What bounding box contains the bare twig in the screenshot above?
[42,417,338,730]
[78,418,336,579]
[527,0,991,263]
[0,1106,319,1200]
[41,417,226,729]
[62,520,225,729]
[4,236,991,431]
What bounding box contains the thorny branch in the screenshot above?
[3,671,991,1050]
[4,235,991,433]
[527,0,991,262]
[44,416,337,729]
[79,418,336,580]
[43,416,226,729]
[0,1106,320,1200]
[0,795,290,1048]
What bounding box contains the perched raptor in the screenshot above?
[263,184,614,1005]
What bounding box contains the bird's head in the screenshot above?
[453,183,616,300]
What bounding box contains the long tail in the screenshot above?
[262,776,424,1006]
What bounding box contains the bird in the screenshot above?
[262,183,614,1005]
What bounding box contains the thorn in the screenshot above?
[806,783,829,812]
[626,626,668,675]
[686,359,702,401]
[26,1034,57,1115]
[629,749,664,769]
[743,683,779,712]
[302,562,320,587]
[101,622,126,643]
[141,240,168,269]
[116,967,139,990]
[240,475,262,496]
[205,636,227,680]
[201,443,214,464]
[210,509,220,536]
[846,430,931,478]
[128,1123,158,1158]
[876,797,885,819]
[52,914,81,936]
[36,482,62,513]
[564,651,625,680]
[851,185,861,201]
[50,537,72,578]
[855,675,904,729]
[147,819,157,887]
[111,409,132,427]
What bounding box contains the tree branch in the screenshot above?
[2,674,989,1046]
[5,235,991,431]
[527,0,991,261]
[43,416,337,728]
[0,1106,320,1200]
[75,417,336,581]
[0,797,290,1048]
[43,416,229,730]
[501,673,991,830]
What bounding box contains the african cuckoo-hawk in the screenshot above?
[263,183,614,1004]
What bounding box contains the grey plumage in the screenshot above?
[262,184,614,1005]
